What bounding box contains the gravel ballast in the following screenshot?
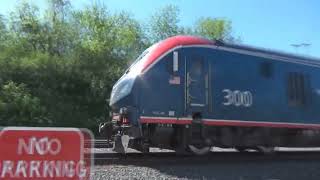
[91,159,320,180]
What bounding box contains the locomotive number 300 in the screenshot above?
[222,89,253,107]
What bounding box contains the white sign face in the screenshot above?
[222,89,253,107]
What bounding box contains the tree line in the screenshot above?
[0,0,235,134]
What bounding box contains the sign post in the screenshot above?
[0,127,93,179]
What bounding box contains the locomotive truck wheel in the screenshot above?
[187,145,211,155]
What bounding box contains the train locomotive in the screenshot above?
[99,35,320,155]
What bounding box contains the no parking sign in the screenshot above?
[0,127,93,179]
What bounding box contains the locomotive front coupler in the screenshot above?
[100,107,141,153]
[98,113,127,152]
[112,107,136,153]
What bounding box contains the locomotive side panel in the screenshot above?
[209,48,320,126]
[137,46,320,127]
[139,51,185,120]
[209,49,264,121]
[277,60,319,124]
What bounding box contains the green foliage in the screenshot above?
[0,15,6,41]
[148,5,236,43]
[149,5,182,43]
[9,1,44,51]
[44,0,75,56]
[194,17,232,41]
[0,2,236,134]
[0,81,48,126]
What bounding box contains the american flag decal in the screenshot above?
[169,76,181,84]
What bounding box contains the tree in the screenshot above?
[74,3,147,59]
[149,5,182,43]
[47,0,71,22]
[194,17,233,41]
[9,1,42,49]
[0,15,6,36]
[73,4,119,56]
[0,81,48,126]
[0,15,7,46]
[44,0,76,56]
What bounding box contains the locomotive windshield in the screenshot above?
[110,43,159,105]
[125,42,159,76]
[125,50,149,74]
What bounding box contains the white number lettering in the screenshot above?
[222,89,253,107]
[222,89,233,106]
[243,91,253,107]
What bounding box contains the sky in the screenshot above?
[0,0,319,57]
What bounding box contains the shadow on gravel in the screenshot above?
[93,152,320,180]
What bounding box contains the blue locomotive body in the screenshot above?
[104,36,320,154]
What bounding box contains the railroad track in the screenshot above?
[84,139,113,148]
[86,146,320,165]
[91,150,320,180]
[87,140,320,179]
[92,151,320,166]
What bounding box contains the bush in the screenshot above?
[0,81,48,126]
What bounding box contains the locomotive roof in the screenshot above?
[141,35,214,72]
[142,35,320,72]
[222,41,320,64]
